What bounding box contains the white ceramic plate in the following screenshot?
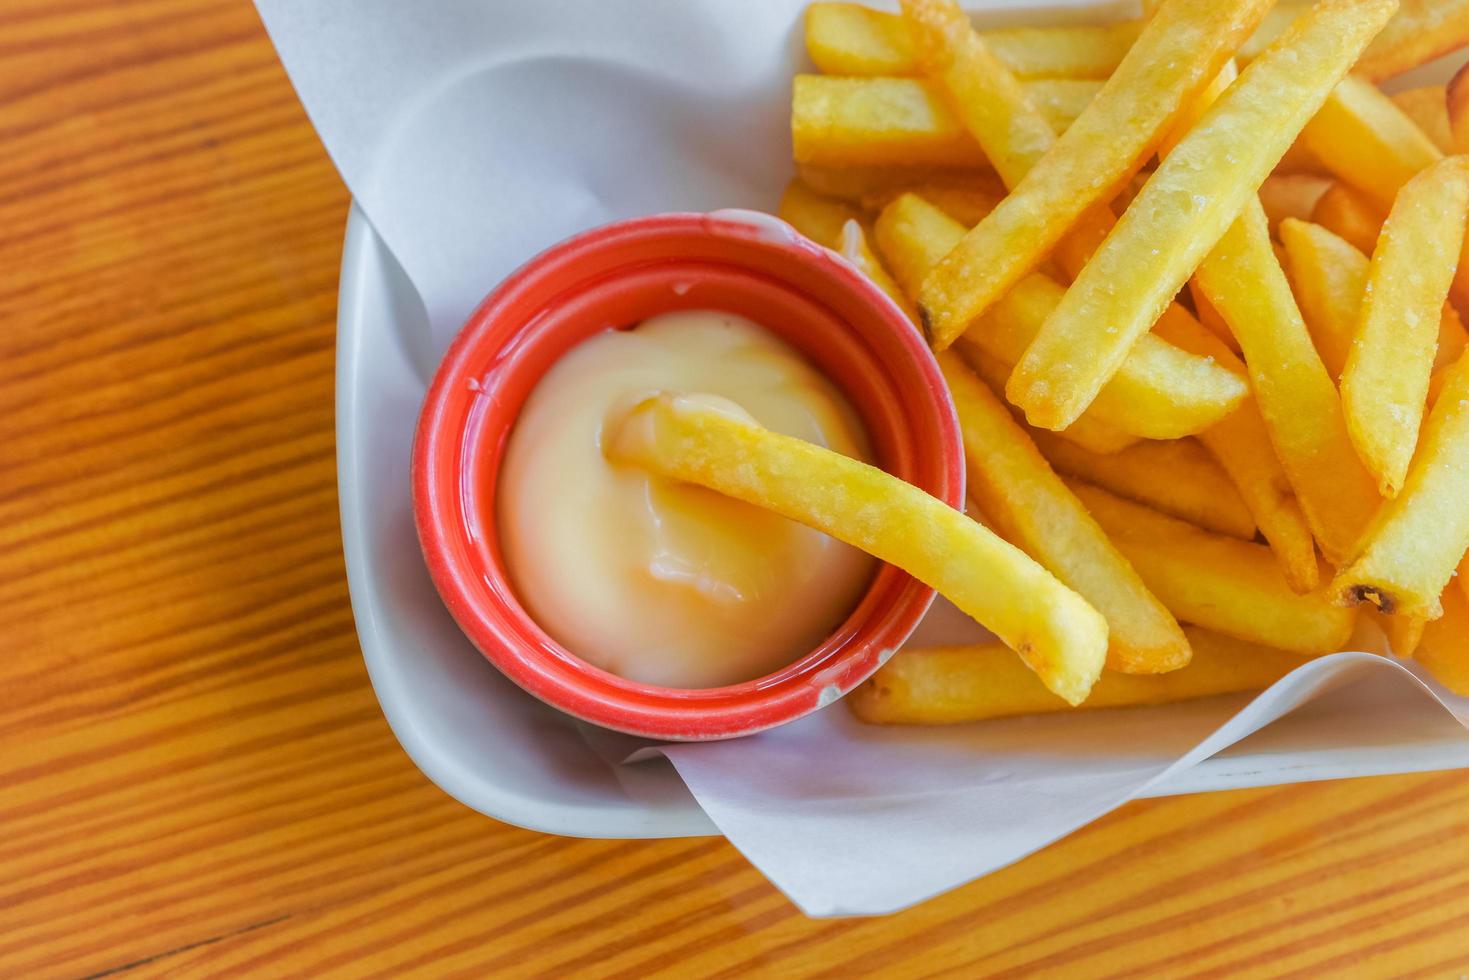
[334,35,1469,840]
[338,202,1469,840]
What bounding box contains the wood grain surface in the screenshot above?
[4,1,1469,977]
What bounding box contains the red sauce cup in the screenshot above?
[413,211,963,740]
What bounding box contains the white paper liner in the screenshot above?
[257,0,1469,915]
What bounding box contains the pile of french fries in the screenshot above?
[612,0,1469,725]
[785,0,1469,724]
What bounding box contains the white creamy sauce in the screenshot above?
[497,309,875,688]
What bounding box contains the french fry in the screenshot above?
[1279,216,1463,385]
[1195,202,1382,566]
[964,346,1142,455]
[969,275,1248,440]
[790,75,1096,167]
[1450,63,1469,154]
[836,220,918,322]
[797,162,1003,202]
[1238,1,1469,82]
[909,0,1275,349]
[804,2,920,77]
[606,393,1109,704]
[1236,4,1304,60]
[1027,431,1257,539]
[1439,306,1469,372]
[979,23,1143,82]
[793,75,990,167]
[1391,86,1454,152]
[873,193,1248,440]
[1151,309,1323,594]
[940,352,1190,674]
[860,184,1001,225]
[1276,137,1332,176]
[1279,217,1370,380]
[1258,174,1332,235]
[871,192,966,299]
[1007,0,1395,431]
[1024,78,1105,136]
[1073,482,1356,655]
[1187,283,1242,354]
[1301,75,1443,211]
[848,628,1308,725]
[895,0,1225,369]
[1341,156,1469,497]
[1415,585,1469,695]
[1310,182,1387,255]
[1372,608,1427,658]
[1331,354,1469,619]
[1354,0,1469,83]
[804,3,1143,80]
[777,179,865,248]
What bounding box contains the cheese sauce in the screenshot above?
[498,309,875,688]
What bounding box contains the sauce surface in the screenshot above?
[498,309,875,688]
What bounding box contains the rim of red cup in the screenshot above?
[412,210,963,740]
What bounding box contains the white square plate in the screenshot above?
[332,9,1469,841]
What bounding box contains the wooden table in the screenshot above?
[5,2,1469,976]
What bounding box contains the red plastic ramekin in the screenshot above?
[412,210,963,740]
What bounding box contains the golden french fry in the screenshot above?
[1450,63,1469,154]
[1371,608,1427,658]
[848,628,1308,725]
[873,193,1248,440]
[963,346,1142,456]
[804,2,920,77]
[1151,310,1323,594]
[1195,201,1382,566]
[607,393,1108,704]
[894,0,1221,361]
[1391,86,1454,152]
[1279,217,1370,380]
[1310,182,1387,255]
[1238,1,1469,82]
[1342,156,1469,497]
[797,162,1003,202]
[790,75,1095,167]
[970,275,1248,440]
[1187,283,1243,354]
[908,0,1274,349]
[979,23,1144,82]
[1284,216,1467,385]
[1028,431,1256,540]
[1073,482,1356,654]
[792,75,989,167]
[1301,75,1443,211]
[836,220,918,322]
[1007,0,1395,431]
[860,184,1000,225]
[940,352,1190,674]
[897,0,1062,190]
[1275,138,1333,176]
[1236,4,1304,60]
[803,3,1143,80]
[1415,585,1469,695]
[1331,354,1469,619]
[871,191,1161,458]
[1258,174,1332,235]
[1438,306,1469,373]
[1023,78,1105,135]
[777,179,865,248]
[1355,0,1469,82]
